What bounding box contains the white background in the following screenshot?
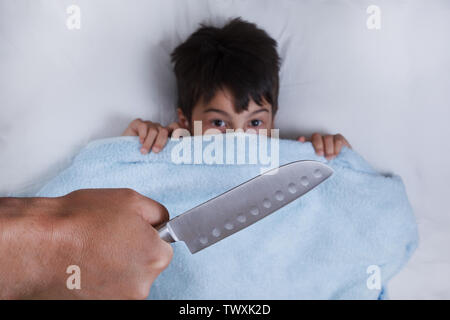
[1,0,449,299]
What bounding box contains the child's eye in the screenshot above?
[211,119,226,127]
[249,119,263,127]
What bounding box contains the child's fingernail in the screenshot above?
[318,151,324,156]
[140,148,147,154]
[152,147,160,153]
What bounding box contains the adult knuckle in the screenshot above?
[149,201,169,222]
[153,243,173,270]
[158,203,170,221]
[127,283,150,300]
[162,245,174,266]
[136,282,151,300]
[122,188,140,200]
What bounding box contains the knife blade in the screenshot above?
[157,160,333,254]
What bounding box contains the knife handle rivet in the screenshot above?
[313,169,323,178]
[199,236,208,245]
[250,207,260,216]
[288,183,297,193]
[212,228,221,237]
[237,215,247,223]
[224,222,234,230]
[275,191,285,201]
[300,176,309,187]
[263,199,272,208]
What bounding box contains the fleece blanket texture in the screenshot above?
[37,135,418,299]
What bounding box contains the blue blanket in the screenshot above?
[37,135,418,299]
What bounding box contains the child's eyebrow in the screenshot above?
[249,108,269,116]
[204,108,231,118]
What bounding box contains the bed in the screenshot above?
[1,0,449,299]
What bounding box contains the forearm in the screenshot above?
[0,197,69,299]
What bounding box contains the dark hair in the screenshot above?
[170,17,281,121]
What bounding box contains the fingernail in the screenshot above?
[152,147,160,153]
[140,148,147,154]
[318,151,324,156]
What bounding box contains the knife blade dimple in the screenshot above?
[158,160,333,254]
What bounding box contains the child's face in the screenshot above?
[177,87,274,135]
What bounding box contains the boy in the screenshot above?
[123,17,351,160]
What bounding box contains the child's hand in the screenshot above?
[123,119,180,154]
[297,133,352,160]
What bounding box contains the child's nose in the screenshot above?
[230,123,246,132]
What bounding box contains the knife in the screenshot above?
[157,160,333,254]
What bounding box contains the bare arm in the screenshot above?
[0,189,173,299]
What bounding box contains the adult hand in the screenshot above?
[0,189,173,299]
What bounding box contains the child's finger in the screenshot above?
[311,133,324,156]
[122,118,142,137]
[335,134,352,152]
[297,136,307,142]
[134,120,149,144]
[122,127,134,136]
[342,135,352,149]
[334,136,344,156]
[167,122,180,136]
[141,127,158,154]
[323,135,335,159]
[152,127,169,153]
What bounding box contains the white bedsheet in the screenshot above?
[1,0,449,299]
